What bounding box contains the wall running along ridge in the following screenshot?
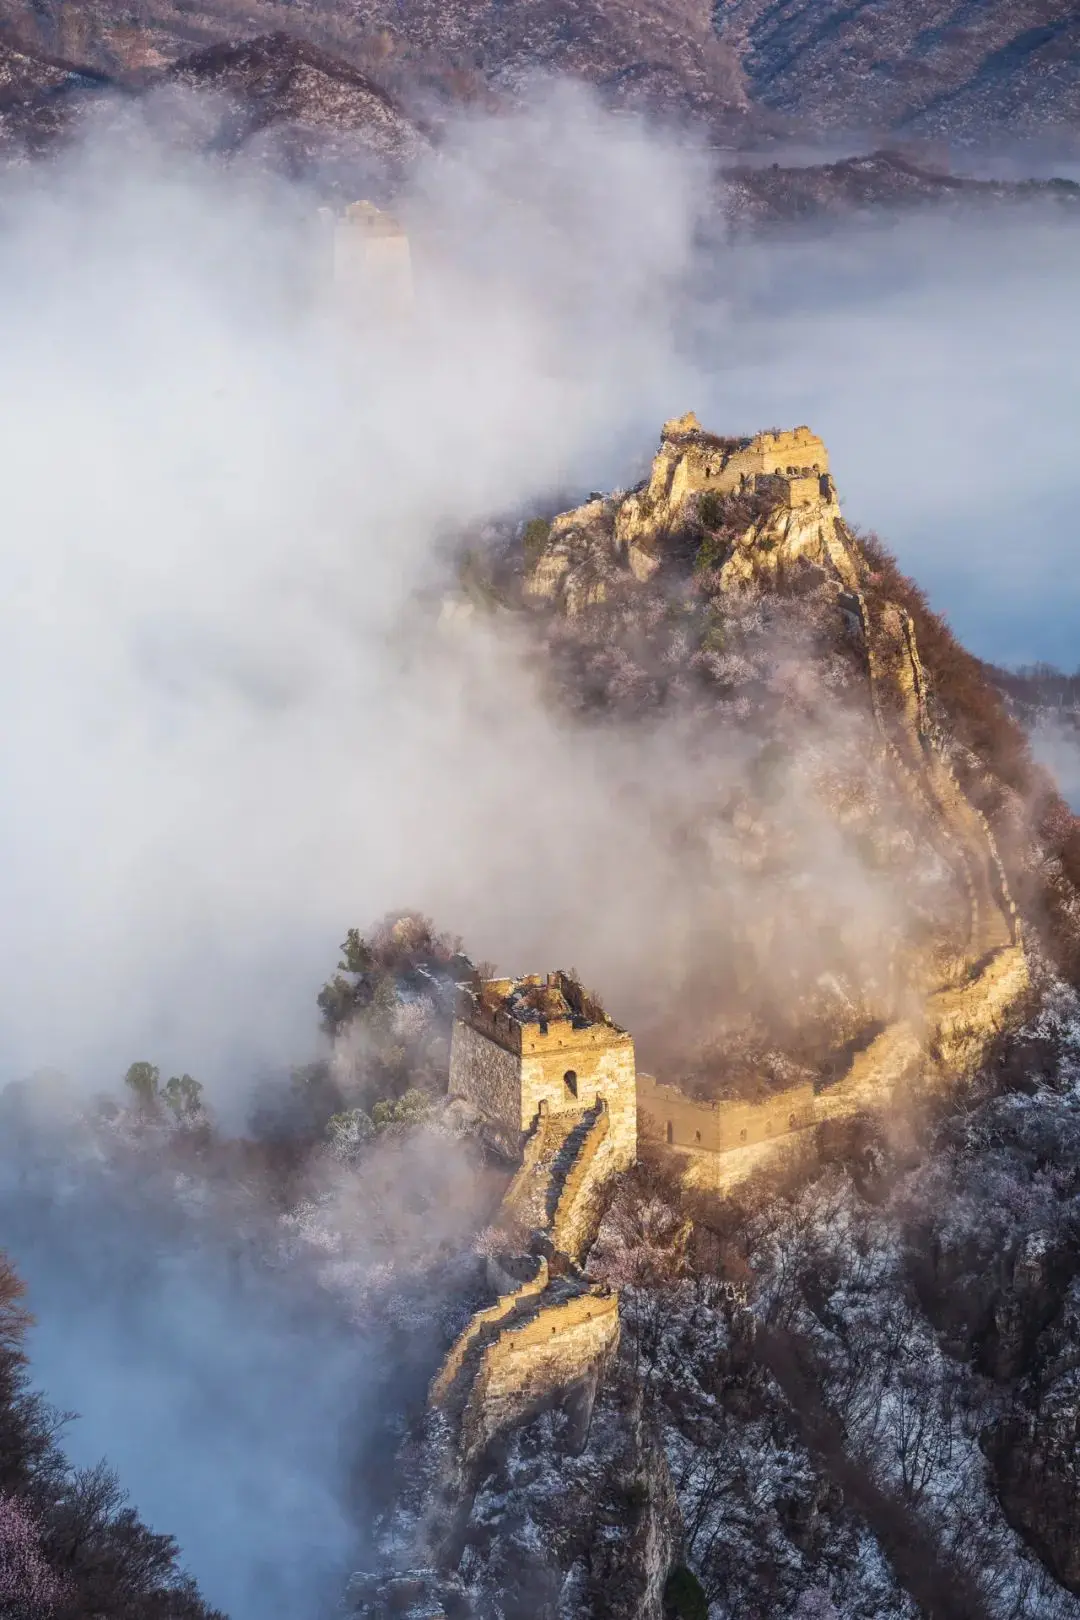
[432,984,634,1476]
[459,1289,620,1462]
[426,1102,621,1465]
[420,422,1032,1579]
[606,419,1028,1192]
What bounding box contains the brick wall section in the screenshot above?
[650,423,831,511]
[638,1074,816,1153]
[663,943,1029,1194]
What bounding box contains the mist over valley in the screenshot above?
[0,12,1080,1620]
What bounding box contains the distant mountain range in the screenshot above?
[2,0,1079,145]
[723,149,1080,226]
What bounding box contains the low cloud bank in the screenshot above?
[2,93,1078,1099]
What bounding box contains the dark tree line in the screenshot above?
[0,1256,224,1620]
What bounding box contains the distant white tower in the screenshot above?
[318,200,413,324]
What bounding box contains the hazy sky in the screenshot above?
[692,211,1080,669]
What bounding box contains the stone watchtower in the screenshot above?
[318,199,413,320]
[448,972,637,1167]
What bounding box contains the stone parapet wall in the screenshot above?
[454,998,526,1056]
[654,944,1029,1194]
[461,1290,620,1462]
[429,1256,550,1408]
[757,472,829,508]
[638,1074,817,1153]
[519,1020,634,1058]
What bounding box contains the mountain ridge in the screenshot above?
[4,0,1080,141]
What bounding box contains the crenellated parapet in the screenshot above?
[525,415,840,608]
[429,1255,550,1411]
[458,1284,620,1463]
[448,971,637,1168]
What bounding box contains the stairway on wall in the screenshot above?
[428,1099,619,1469]
[499,1101,604,1243]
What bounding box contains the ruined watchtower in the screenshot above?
[448,971,637,1167]
[318,199,413,321]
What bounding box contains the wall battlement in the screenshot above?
[638,1074,817,1155]
[646,414,831,512]
[460,1286,620,1462]
[429,1256,550,1409]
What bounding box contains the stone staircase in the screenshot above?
[427,1102,621,1472]
[499,1100,606,1242]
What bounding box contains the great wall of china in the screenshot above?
[392,420,1032,1603]
[631,415,1027,1191]
[425,976,634,1511]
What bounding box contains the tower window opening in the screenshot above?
[563,1069,578,1100]
[666,1121,674,1145]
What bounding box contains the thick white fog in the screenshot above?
[2,95,1079,1099]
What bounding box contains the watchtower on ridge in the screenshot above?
[318,199,413,320]
[448,972,637,1167]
